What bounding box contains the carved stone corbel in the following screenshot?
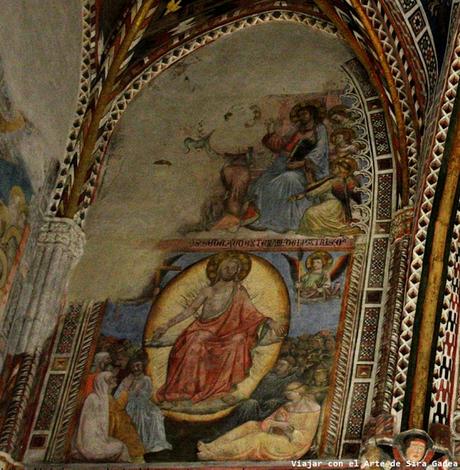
[360,428,453,469]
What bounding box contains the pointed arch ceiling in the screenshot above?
[50,0,442,224]
[67,19,368,300]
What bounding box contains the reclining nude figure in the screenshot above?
[197,382,320,461]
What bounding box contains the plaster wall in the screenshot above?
[68,22,354,301]
[0,0,82,190]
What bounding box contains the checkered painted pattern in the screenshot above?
[431,209,460,445]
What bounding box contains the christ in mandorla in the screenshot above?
[145,253,287,404]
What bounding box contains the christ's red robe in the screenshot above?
[157,285,267,403]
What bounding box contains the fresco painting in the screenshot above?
[0,69,32,320]
[180,96,365,237]
[0,183,28,296]
[64,24,369,465]
[71,246,351,463]
[0,163,30,389]
[0,84,33,434]
[68,96,364,459]
[3,0,459,466]
[145,252,289,419]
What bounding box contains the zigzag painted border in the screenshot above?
[394,0,438,92]
[391,10,460,425]
[430,209,460,427]
[47,0,98,216]
[46,302,105,462]
[59,10,338,225]
[343,0,419,202]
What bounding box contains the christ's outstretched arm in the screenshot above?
[148,288,209,343]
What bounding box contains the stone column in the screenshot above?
[0,217,84,456]
[364,207,413,441]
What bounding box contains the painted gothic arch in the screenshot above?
[0,0,459,468]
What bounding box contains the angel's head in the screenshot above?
[327,105,352,126]
[305,251,333,272]
[403,436,427,463]
[331,128,356,145]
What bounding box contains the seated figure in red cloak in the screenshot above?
[147,253,287,404]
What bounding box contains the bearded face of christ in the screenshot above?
[217,258,241,282]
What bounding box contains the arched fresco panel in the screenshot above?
[24,21,396,465]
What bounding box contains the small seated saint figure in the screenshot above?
[291,157,362,237]
[115,353,171,453]
[72,371,144,464]
[297,251,340,302]
[146,252,287,405]
[197,382,321,461]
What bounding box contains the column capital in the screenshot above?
[37,217,85,261]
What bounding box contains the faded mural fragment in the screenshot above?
[23,22,391,466]
[75,246,349,462]
[181,98,365,237]
[0,63,32,323]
